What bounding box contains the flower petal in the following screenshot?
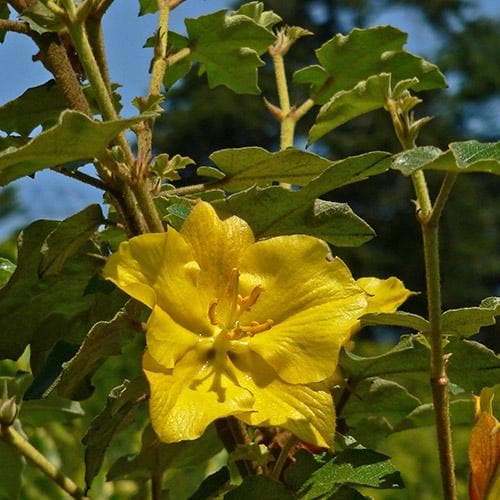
[238,235,367,384]
[230,351,335,448]
[357,276,414,314]
[143,350,254,443]
[104,228,210,333]
[180,202,255,300]
[146,306,201,369]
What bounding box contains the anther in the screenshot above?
[239,285,264,312]
[208,299,219,325]
[239,319,274,336]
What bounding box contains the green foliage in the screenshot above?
[0,432,24,500]
[392,141,500,176]
[185,9,275,94]
[0,111,151,185]
[225,475,295,499]
[0,4,10,43]
[294,25,446,104]
[360,311,430,332]
[0,257,15,288]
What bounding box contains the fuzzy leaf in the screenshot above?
[54,307,138,400]
[138,0,157,15]
[83,377,147,490]
[446,338,500,392]
[308,73,392,145]
[297,448,403,498]
[0,258,15,289]
[392,141,500,176]
[39,204,104,277]
[344,378,422,428]
[208,147,333,189]
[360,311,429,332]
[232,2,282,29]
[20,2,65,34]
[190,467,230,500]
[340,335,430,380]
[20,397,84,426]
[185,10,275,94]
[216,152,391,246]
[0,219,102,360]
[441,298,500,337]
[294,26,446,104]
[0,110,150,186]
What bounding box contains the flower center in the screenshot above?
[208,267,273,340]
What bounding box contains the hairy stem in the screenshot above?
[0,425,86,499]
[412,171,457,500]
[148,0,170,98]
[271,52,294,150]
[0,18,29,34]
[133,182,164,233]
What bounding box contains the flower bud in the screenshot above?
[0,396,18,427]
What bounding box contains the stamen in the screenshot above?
[208,299,219,326]
[239,319,274,336]
[238,285,264,313]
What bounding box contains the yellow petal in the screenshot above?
[143,350,254,443]
[469,388,500,500]
[231,351,335,448]
[146,306,201,369]
[238,235,367,384]
[103,233,169,308]
[104,228,210,333]
[180,202,255,300]
[357,276,414,314]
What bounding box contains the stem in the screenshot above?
[165,46,191,67]
[148,0,170,97]
[427,173,458,227]
[166,181,220,196]
[214,417,252,478]
[54,167,107,190]
[271,435,298,480]
[412,170,432,217]
[271,52,294,150]
[133,182,164,233]
[0,425,85,499]
[0,19,29,34]
[151,469,163,500]
[293,97,315,122]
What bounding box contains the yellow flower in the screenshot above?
[103,202,410,447]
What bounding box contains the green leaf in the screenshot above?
[396,399,474,431]
[39,204,104,277]
[219,190,374,247]
[392,141,500,176]
[232,2,282,29]
[225,476,295,499]
[308,73,392,145]
[284,449,324,492]
[360,311,429,332]
[216,152,391,246]
[138,0,157,15]
[83,377,147,490]
[20,2,65,34]
[297,448,403,498]
[328,486,371,499]
[446,338,500,392]
[0,440,24,500]
[0,258,15,289]
[54,306,138,400]
[0,110,150,186]
[0,219,103,360]
[189,467,230,500]
[340,335,430,380]
[294,25,446,104]
[343,378,422,428]
[441,298,500,337]
[20,397,84,426]
[108,424,224,498]
[0,4,10,43]
[208,147,334,189]
[185,10,275,94]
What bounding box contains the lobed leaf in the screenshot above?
[215,151,391,246]
[308,73,392,145]
[293,25,446,104]
[0,110,151,186]
[360,311,429,332]
[83,377,148,490]
[297,448,404,498]
[54,306,138,400]
[232,2,282,30]
[207,147,334,189]
[185,10,275,94]
[392,141,500,176]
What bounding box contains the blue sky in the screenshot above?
[0,0,498,236]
